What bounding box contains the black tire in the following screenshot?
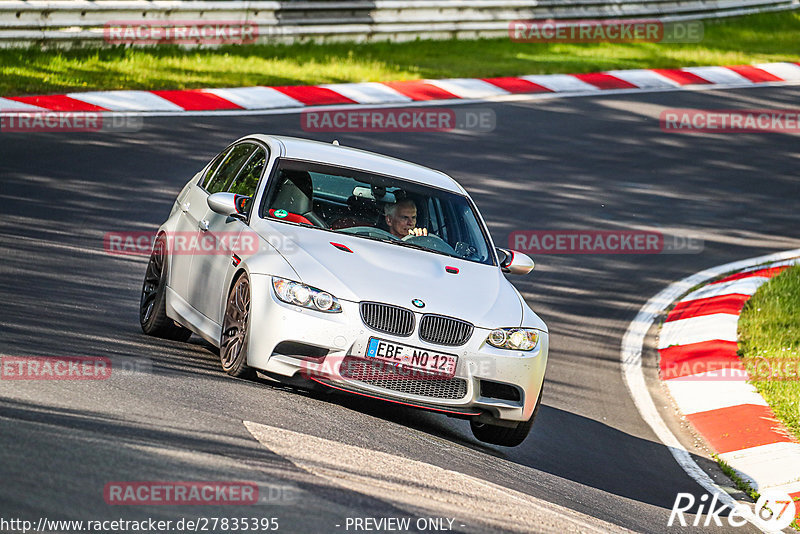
[220,273,255,378]
[139,234,192,341]
[470,386,543,447]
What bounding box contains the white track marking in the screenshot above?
[718,443,800,490]
[202,87,304,109]
[519,74,600,92]
[620,249,800,534]
[665,377,768,415]
[681,66,754,85]
[658,313,739,348]
[604,69,681,89]
[754,62,800,82]
[0,98,47,111]
[680,277,770,302]
[65,90,184,111]
[318,82,412,104]
[243,421,633,534]
[426,78,510,99]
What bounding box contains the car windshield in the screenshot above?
[261,159,495,265]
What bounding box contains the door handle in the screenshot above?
[198,219,209,231]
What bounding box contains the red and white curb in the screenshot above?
[660,260,800,510]
[621,249,800,531]
[2,62,800,115]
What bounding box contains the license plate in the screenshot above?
[365,337,457,377]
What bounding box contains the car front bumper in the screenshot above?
[247,274,548,422]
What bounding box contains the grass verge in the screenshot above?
[738,264,800,440]
[1,10,800,96]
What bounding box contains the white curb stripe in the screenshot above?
[680,276,770,303]
[202,87,303,110]
[665,377,768,415]
[425,78,510,99]
[519,74,600,92]
[319,82,412,104]
[620,248,800,534]
[754,62,800,82]
[681,66,754,85]
[66,90,184,111]
[604,69,681,89]
[0,98,47,112]
[658,313,739,349]
[718,442,800,490]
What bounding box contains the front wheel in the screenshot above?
[220,273,255,378]
[470,387,543,447]
[139,235,192,341]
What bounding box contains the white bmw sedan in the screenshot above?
[140,135,548,446]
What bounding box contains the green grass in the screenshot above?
[738,264,800,441]
[2,10,800,96]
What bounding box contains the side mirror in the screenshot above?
[497,248,534,275]
[207,192,249,219]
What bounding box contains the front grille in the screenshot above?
[419,314,474,346]
[340,357,468,400]
[360,302,414,337]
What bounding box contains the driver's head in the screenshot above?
[385,199,417,238]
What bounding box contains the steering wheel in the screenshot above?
[401,234,456,254]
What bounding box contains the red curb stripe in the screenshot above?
[481,77,553,94]
[726,65,784,83]
[712,265,790,285]
[651,69,713,85]
[7,95,108,112]
[572,73,638,90]
[666,294,751,322]
[659,340,741,380]
[272,85,357,106]
[151,90,243,111]
[686,404,795,454]
[381,81,459,101]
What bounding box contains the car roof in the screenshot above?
[245,134,465,194]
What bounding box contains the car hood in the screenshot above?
[256,221,544,330]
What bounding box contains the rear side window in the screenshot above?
[205,143,257,194]
[201,148,230,189]
[228,148,266,198]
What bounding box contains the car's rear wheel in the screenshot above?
[140,234,192,341]
[220,273,255,378]
[470,386,543,447]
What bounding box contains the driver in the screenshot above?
[384,199,428,239]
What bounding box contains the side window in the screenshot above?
[228,148,266,197]
[201,148,230,189]
[206,143,257,194]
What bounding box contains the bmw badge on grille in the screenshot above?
[411,299,425,308]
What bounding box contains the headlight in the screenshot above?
[272,277,341,313]
[486,328,540,351]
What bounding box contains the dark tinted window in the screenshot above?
[201,148,230,189]
[228,148,266,198]
[206,143,257,194]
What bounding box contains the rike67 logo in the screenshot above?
[669,490,797,530]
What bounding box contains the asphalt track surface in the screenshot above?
[2,84,799,533]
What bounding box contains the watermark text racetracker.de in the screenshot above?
[509,230,703,255]
[661,109,800,133]
[104,20,259,45]
[301,107,495,133]
[1,517,280,533]
[0,112,142,133]
[509,19,703,43]
[1,356,111,380]
[104,230,270,256]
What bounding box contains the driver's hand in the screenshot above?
[408,228,428,237]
